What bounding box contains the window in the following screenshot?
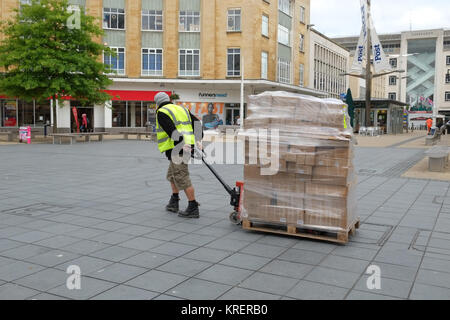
[104,47,125,75]
[179,49,200,76]
[261,51,268,79]
[142,10,163,31]
[278,58,291,84]
[446,92,450,102]
[388,92,397,100]
[262,15,269,37]
[300,6,306,24]
[278,0,291,15]
[227,48,241,77]
[142,49,163,76]
[278,24,290,46]
[228,8,241,32]
[299,34,305,52]
[103,8,125,30]
[446,72,450,84]
[447,56,450,65]
[389,76,397,86]
[389,58,397,69]
[179,11,200,32]
[299,63,304,86]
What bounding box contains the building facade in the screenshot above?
[0,0,320,132]
[334,28,450,118]
[308,28,349,99]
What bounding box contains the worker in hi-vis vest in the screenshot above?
[426,118,433,133]
[154,92,203,219]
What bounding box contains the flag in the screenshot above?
[350,0,369,74]
[370,17,392,74]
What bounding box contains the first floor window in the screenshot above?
[104,47,125,75]
[389,92,397,100]
[103,7,125,29]
[447,56,450,65]
[299,63,304,86]
[261,51,268,79]
[277,58,291,84]
[227,48,241,77]
[179,11,200,32]
[446,92,450,101]
[179,49,200,76]
[228,8,241,32]
[389,76,397,86]
[446,72,450,84]
[142,49,163,76]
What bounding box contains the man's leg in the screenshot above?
[166,163,180,213]
[176,163,200,219]
[184,186,195,201]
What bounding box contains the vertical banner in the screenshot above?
[72,107,80,133]
[370,17,392,74]
[351,0,369,74]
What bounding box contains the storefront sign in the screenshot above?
[198,92,228,99]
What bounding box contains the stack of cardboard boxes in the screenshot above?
[242,91,357,233]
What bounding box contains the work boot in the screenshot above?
[166,195,180,213]
[178,200,200,219]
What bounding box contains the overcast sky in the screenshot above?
[311,0,450,38]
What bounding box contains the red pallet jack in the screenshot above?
[196,148,244,225]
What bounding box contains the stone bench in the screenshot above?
[50,133,107,145]
[425,146,450,172]
[0,131,14,142]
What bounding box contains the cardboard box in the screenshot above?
[305,182,354,198]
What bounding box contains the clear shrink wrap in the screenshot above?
[241,91,358,233]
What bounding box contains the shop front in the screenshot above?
[353,99,408,134]
[0,97,51,131]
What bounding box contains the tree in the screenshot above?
[0,0,114,133]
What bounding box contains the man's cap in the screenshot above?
[155,92,170,107]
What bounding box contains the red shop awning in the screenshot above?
[106,90,172,101]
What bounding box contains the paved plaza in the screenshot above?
[1,138,450,300]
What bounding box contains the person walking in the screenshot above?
[154,92,203,219]
[80,114,89,133]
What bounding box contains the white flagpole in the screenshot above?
[240,56,244,130]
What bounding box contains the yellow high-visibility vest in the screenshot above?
[156,104,195,153]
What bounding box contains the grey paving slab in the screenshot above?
[91,285,159,300]
[183,247,233,263]
[90,232,136,245]
[34,235,82,249]
[0,244,53,260]
[353,275,413,299]
[415,269,450,289]
[319,255,370,274]
[167,278,231,300]
[218,287,281,300]
[49,277,116,300]
[119,237,165,251]
[239,272,298,296]
[0,283,40,300]
[172,233,216,247]
[88,263,147,283]
[89,246,141,262]
[346,290,402,300]
[410,283,450,300]
[61,239,111,255]
[150,242,198,257]
[219,253,271,270]
[205,238,252,252]
[285,280,349,300]
[421,256,450,273]
[0,260,45,281]
[291,241,338,254]
[29,293,69,300]
[144,229,187,241]
[195,264,253,286]
[156,257,212,277]
[239,243,288,259]
[9,231,57,244]
[121,252,174,269]
[305,267,361,289]
[260,260,313,279]
[25,249,80,267]
[55,256,113,274]
[278,248,326,265]
[0,239,28,252]
[15,268,68,291]
[125,270,187,293]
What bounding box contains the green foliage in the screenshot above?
[0,0,114,106]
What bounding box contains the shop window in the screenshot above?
[112,101,127,127]
[35,101,51,127]
[103,8,125,30]
[19,100,34,126]
[1,100,17,127]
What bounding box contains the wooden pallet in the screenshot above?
[242,219,360,244]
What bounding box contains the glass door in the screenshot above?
[1,100,18,127]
